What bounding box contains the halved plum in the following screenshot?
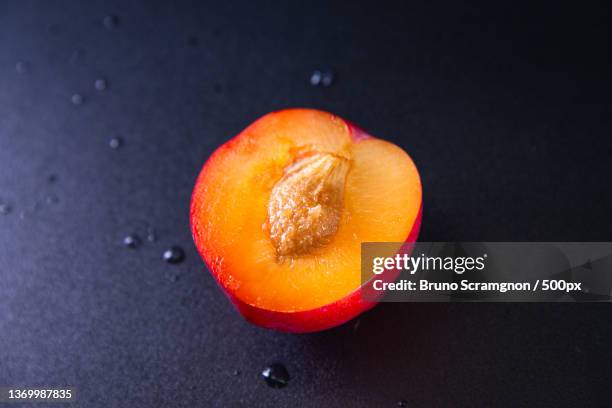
[190,108,421,333]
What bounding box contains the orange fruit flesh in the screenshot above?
[192,109,421,312]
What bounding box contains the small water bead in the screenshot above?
[109,137,123,149]
[0,202,11,215]
[310,70,322,86]
[123,234,141,249]
[261,363,289,389]
[103,14,119,30]
[321,72,334,87]
[310,70,334,87]
[398,400,408,407]
[232,369,241,376]
[71,94,84,105]
[163,246,185,264]
[95,79,107,91]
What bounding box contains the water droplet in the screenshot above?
[123,234,141,249]
[104,14,119,30]
[0,202,11,215]
[71,94,84,105]
[163,246,185,264]
[109,137,123,149]
[46,195,58,205]
[310,70,334,87]
[232,369,241,376]
[321,71,334,87]
[47,174,58,183]
[310,70,322,86]
[15,61,28,74]
[261,364,289,388]
[167,273,180,282]
[95,78,107,91]
[398,400,408,407]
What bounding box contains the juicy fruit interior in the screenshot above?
[192,109,421,312]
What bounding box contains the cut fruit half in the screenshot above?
[191,108,422,332]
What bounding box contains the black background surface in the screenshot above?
[1,1,611,407]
